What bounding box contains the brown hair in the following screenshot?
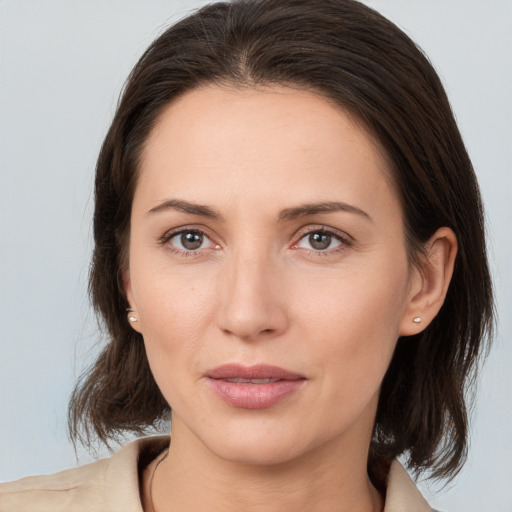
[69,0,493,482]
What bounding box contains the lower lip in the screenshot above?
[207,378,305,409]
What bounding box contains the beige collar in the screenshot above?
[0,437,433,512]
[384,460,433,511]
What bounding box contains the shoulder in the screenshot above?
[384,460,436,512]
[0,436,169,512]
[0,457,111,512]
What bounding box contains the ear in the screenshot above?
[123,269,142,334]
[399,227,457,336]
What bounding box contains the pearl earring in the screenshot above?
[127,308,138,322]
[413,317,421,324]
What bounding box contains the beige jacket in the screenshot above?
[0,437,434,511]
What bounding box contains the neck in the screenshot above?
[150,421,384,512]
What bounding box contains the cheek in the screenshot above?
[131,259,217,361]
[133,252,218,328]
[298,262,410,400]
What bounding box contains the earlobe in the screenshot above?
[400,227,457,336]
[127,308,139,323]
[123,270,142,333]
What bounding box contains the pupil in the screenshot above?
[310,232,331,250]
[181,232,203,250]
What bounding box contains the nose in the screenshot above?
[216,249,288,341]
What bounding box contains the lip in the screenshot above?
[206,364,306,410]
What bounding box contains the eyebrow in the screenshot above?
[147,199,371,223]
[147,199,224,220]
[278,201,372,222]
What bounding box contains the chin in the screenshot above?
[215,439,305,467]
[197,418,325,468]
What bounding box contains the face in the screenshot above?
[126,84,421,466]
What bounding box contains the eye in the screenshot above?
[294,228,349,253]
[163,229,218,253]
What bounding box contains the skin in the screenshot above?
[125,84,457,512]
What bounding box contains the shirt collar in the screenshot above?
[384,460,433,511]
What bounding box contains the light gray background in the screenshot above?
[1,1,511,510]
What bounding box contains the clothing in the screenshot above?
[0,436,434,511]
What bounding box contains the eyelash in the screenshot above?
[159,225,352,257]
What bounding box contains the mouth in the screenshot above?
[222,377,281,384]
[206,364,306,410]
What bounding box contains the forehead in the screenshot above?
[136,84,399,220]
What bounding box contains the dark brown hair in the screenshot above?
[69,0,493,482]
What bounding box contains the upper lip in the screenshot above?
[206,364,305,381]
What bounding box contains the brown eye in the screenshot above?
[295,229,345,253]
[168,230,211,252]
[309,232,332,250]
[181,232,203,250]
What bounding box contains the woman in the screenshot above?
[0,0,493,510]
